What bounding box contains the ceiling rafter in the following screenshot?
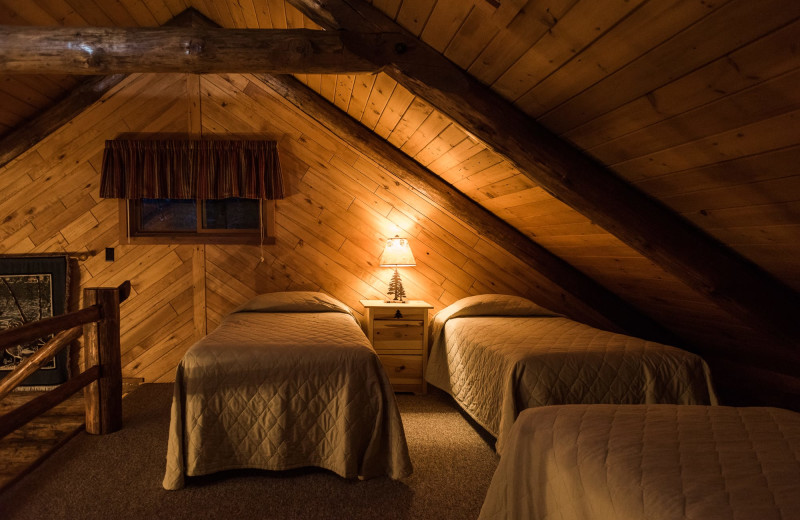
[257,72,682,344]
[284,0,800,351]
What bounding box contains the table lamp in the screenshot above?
[380,235,415,303]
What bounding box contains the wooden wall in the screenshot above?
[0,0,797,406]
[0,71,575,383]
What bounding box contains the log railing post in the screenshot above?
[82,282,129,434]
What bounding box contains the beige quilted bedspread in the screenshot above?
[426,295,717,451]
[163,293,412,490]
[479,404,800,519]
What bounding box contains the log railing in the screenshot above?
[0,281,130,438]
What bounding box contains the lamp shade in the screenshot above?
[380,236,416,267]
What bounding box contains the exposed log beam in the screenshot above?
[0,9,200,170]
[286,0,800,349]
[0,26,381,75]
[257,73,681,346]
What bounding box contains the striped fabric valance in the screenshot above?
[99,139,284,200]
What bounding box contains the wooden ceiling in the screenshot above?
[0,0,798,400]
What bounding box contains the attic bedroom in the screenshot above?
[1,0,798,518]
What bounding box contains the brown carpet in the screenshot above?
[3,384,499,520]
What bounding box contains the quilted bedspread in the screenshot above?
[426,295,717,451]
[479,404,800,519]
[163,292,412,490]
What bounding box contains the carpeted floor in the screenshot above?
[3,384,499,520]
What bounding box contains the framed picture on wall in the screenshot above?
[0,254,70,388]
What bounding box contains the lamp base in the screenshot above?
[385,267,409,303]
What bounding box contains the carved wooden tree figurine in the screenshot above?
[387,268,406,302]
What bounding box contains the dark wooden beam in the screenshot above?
[0,75,125,169]
[286,0,800,349]
[257,73,682,345]
[0,26,381,74]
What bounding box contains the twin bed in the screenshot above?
[163,291,411,490]
[425,294,717,451]
[479,404,800,519]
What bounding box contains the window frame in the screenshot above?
[118,199,276,245]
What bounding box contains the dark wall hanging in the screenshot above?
[0,254,70,388]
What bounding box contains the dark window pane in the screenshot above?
[203,198,260,229]
[139,199,196,232]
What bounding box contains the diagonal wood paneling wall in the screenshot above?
[0,71,580,383]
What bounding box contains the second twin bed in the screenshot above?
[426,294,717,450]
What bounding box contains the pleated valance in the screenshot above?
[99,139,284,200]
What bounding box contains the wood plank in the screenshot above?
[593,70,800,166]
[565,16,799,148]
[442,5,500,69]
[613,109,800,181]
[373,82,415,138]
[634,146,800,199]
[266,0,287,28]
[426,137,484,177]
[386,96,433,147]
[345,73,377,120]
[250,0,273,28]
[395,0,435,36]
[360,73,398,130]
[542,0,800,132]
[333,73,356,112]
[399,109,451,157]
[470,0,573,83]
[414,125,471,167]
[419,0,473,53]
[516,0,727,116]
[492,0,646,101]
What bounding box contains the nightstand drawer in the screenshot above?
[371,307,426,320]
[373,320,424,349]
[378,354,422,387]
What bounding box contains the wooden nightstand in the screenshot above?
[361,300,433,394]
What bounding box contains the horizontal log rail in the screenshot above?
[0,281,130,439]
[0,306,101,352]
[0,326,82,402]
[0,365,100,439]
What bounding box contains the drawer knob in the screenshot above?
[394,309,403,319]
[396,365,406,372]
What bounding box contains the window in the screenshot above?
[120,198,275,244]
[100,139,284,244]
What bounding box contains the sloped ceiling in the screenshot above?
[0,0,798,405]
